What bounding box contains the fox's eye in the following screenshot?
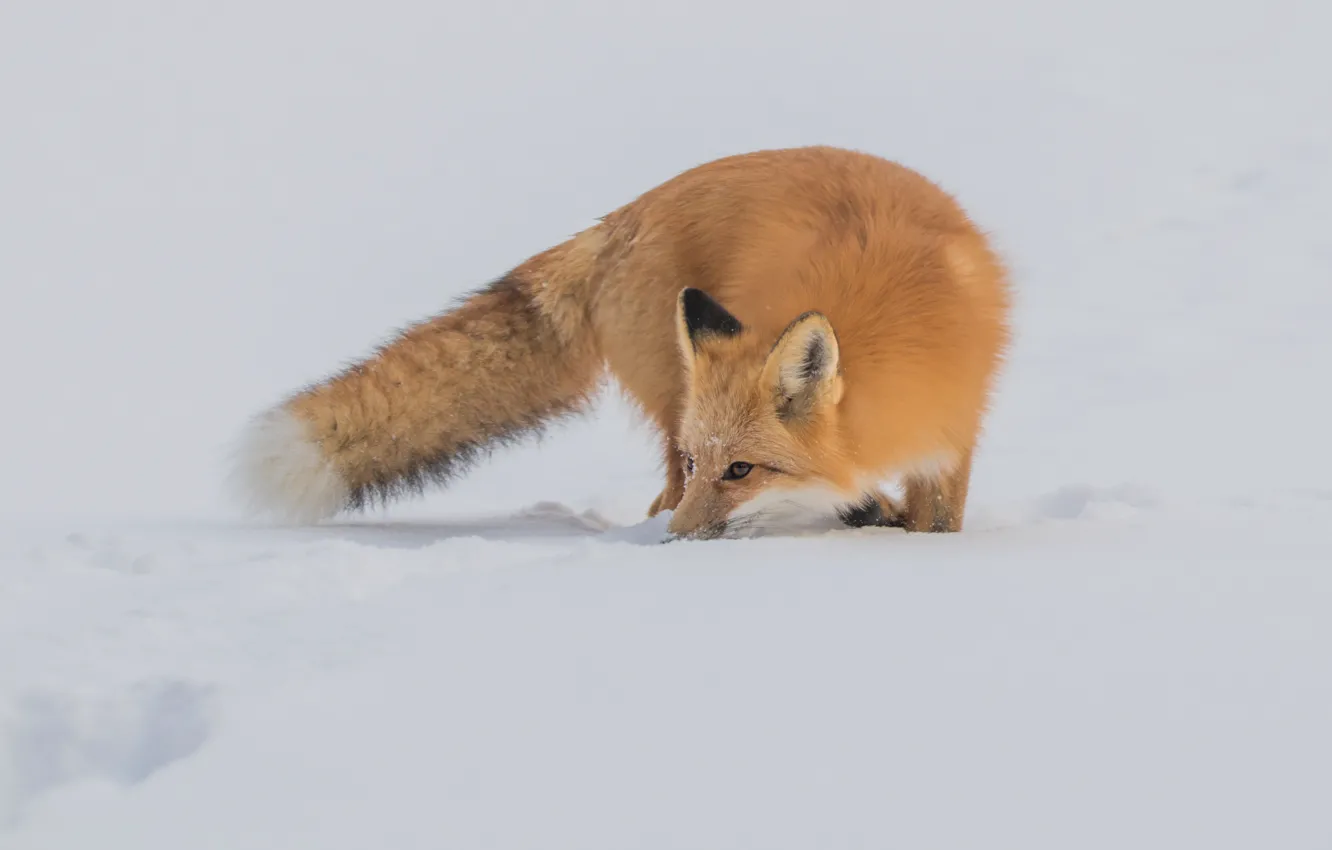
[685,455,696,476]
[723,461,753,481]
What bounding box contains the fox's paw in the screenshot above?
[837,491,907,529]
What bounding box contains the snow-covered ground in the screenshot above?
[3,1,1330,847]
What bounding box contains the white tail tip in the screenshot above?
[227,406,348,523]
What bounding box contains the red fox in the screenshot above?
[231,146,1011,539]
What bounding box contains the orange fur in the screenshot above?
[231,146,1011,537]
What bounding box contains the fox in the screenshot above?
[230,145,1012,540]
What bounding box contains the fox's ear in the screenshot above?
[676,288,743,354]
[763,312,842,421]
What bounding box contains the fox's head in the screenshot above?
[666,288,854,540]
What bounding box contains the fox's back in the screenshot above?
[597,146,1011,476]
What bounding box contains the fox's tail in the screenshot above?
[229,228,607,522]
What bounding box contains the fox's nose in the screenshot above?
[665,513,727,541]
[665,510,700,540]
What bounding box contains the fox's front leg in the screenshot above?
[838,489,908,529]
[647,434,687,517]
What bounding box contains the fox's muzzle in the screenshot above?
[663,517,730,542]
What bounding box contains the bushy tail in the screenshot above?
[230,230,606,522]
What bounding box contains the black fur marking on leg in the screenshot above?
[837,494,904,529]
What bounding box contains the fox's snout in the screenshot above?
[663,484,736,541]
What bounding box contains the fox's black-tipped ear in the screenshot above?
[762,311,842,422]
[678,288,743,349]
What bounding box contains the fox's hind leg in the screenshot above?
[902,447,973,532]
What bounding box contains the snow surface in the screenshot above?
[2,0,1331,847]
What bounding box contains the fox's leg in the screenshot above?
[838,489,907,528]
[902,447,974,533]
[647,423,687,517]
[588,267,691,519]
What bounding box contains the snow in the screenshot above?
[2,0,1330,847]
